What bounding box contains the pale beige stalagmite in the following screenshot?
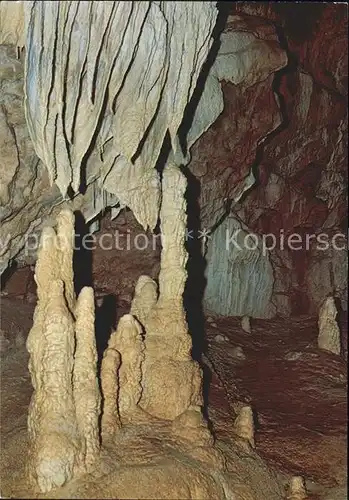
[33,226,60,300]
[287,476,308,500]
[158,164,188,309]
[130,275,158,325]
[73,287,101,469]
[101,345,121,441]
[27,226,59,397]
[241,315,251,333]
[137,163,203,421]
[318,296,341,355]
[56,209,76,313]
[233,405,255,448]
[171,405,213,446]
[27,279,81,493]
[109,314,145,423]
[26,208,103,493]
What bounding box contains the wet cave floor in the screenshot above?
[0,293,347,499]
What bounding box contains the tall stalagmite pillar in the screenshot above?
[133,163,203,420]
[26,209,101,492]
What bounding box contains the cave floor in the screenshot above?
[0,296,347,499]
[205,314,348,498]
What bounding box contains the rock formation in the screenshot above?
[241,315,252,333]
[106,314,145,424]
[27,277,81,492]
[26,210,101,492]
[317,296,341,355]
[73,287,101,470]
[287,476,308,500]
[1,2,347,499]
[233,405,256,449]
[132,164,203,421]
[189,8,348,319]
[100,347,121,441]
[22,187,286,499]
[1,2,346,323]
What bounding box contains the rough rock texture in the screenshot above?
[22,1,219,231]
[100,347,121,441]
[287,476,308,500]
[317,297,341,355]
[188,15,287,230]
[9,188,288,499]
[186,5,348,318]
[233,405,255,449]
[131,164,203,420]
[2,3,346,322]
[106,314,145,424]
[0,42,123,275]
[205,215,276,318]
[73,287,101,470]
[235,3,348,96]
[26,210,101,492]
[1,297,346,499]
[27,277,80,492]
[205,315,347,490]
[0,0,222,272]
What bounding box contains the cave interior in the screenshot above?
[0,2,348,500]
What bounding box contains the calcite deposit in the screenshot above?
[233,405,256,448]
[133,164,203,421]
[22,192,285,498]
[106,314,145,424]
[287,476,308,500]
[0,2,347,499]
[73,287,101,470]
[26,211,100,492]
[318,296,341,355]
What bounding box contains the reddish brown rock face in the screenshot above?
[234,3,348,96]
[193,4,348,317]
[189,75,282,229]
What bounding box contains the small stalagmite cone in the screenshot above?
[101,346,122,440]
[241,315,251,333]
[287,476,308,499]
[233,405,255,448]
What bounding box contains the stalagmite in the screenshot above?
[241,315,251,333]
[130,275,158,325]
[158,164,189,309]
[33,226,60,299]
[318,296,341,355]
[27,226,59,394]
[287,476,308,500]
[233,406,255,448]
[73,287,101,469]
[137,164,203,420]
[101,347,121,441]
[27,279,80,493]
[26,208,102,492]
[109,314,145,423]
[56,209,76,313]
[171,405,213,446]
